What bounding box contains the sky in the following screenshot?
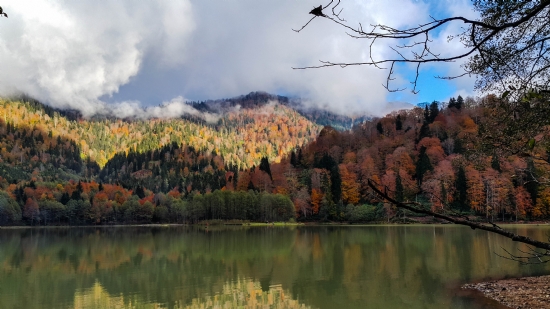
[0,0,478,117]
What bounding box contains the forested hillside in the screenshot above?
[0,97,320,170]
[262,95,550,222]
[0,94,315,225]
[1,94,549,226]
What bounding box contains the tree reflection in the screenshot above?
[0,226,549,309]
[72,279,313,309]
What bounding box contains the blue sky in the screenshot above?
[387,66,457,104]
[0,0,477,117]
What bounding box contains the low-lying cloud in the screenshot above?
[0,0,476,118]
[106,97,221,123]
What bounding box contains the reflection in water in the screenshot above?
[183,278,312,309]
[73,282,126,309]
[0,226,549,309]
[72,279,312,309]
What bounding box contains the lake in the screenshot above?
[0,225,549,309]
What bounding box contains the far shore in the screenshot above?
[1,219,549,229]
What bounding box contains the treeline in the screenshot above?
[0,180,294,225]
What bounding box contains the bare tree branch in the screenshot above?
[367,179,550,253]
[293,0,550,93]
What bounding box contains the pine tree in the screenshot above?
[491,154,501,172]
[448,97,457,109]
[395,115,403,131]
[290,151,297,166]
[60,192,70,205]
[428,101,439,123]
[134,185,145,199]
[418,122,431,141]
[453,166,468,212]
[70,189,82,201]
[395,172,404,202]
[376,122,383,134]
[456,95,464,110]
[259,157,272,180]
[415,146,432,185]
[453,138,464,154]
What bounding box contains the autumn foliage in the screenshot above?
[1,95,549,225]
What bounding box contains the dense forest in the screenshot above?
[0,95,320,169]
[280,95,549,222]
[0,93,549,225]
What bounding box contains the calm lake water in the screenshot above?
[1,225,549,309]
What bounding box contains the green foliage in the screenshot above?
[415,146,432,185]
[453,166,468,212]
[0,191,22,224]
[344,204,377,222]
[122,197,153,223]
[418,122,431,140]
[38,200,65,225]
[428,101,439,123]
[66,199,91,225]
[315,154,341,204]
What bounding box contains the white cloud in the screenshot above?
[0,0,476,118]
[0,0,195,116]
[103,96,220,123]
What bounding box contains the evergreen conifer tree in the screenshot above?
[395,172,404,202]
[456,95,464,110]
[376,122,383,134]
[491,155,501,172]
[415,146,432,185]
[453,166,468,212]
[428,101,439,123]
[395,115,403,131]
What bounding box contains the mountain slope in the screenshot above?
[0,98,320,171]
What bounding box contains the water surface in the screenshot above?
[0,225,549,309]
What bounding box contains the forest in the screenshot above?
[0,93,549,225]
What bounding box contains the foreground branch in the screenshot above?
[294,0,550,93]
[367,179,550,252]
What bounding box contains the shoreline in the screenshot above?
[463,275,550,309]
[1,220,548,229]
